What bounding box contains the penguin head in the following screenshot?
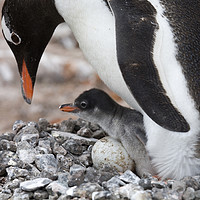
[1,0,64,104]
[60,88,118,122]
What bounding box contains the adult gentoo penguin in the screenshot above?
[1,0,200,179]
[60,88,154,177]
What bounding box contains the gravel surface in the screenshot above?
[1,118,200,200]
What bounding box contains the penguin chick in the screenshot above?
[60,88,155,177]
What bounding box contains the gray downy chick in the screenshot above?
[60,88,155,177]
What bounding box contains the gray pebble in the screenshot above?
[62,139,83,155]
[33,190,49,199]
[20,178,52,192]
[35,154,58,174]
[103,177,126,191]
[12,188,30,200]
[119,170,140,185]
[0,139,17,152]
[6,167,29,181]
[183,187,195,200]
[172,180,187,192]
[57,154,73,172]
[46,181,68,196]
[53,142,67,155]
[78,151,93,167]
[182,176,200,191]
[58,172,69,187]
[195,190,200,199]
[60,119,76,132]
[13,120,26,132]
[16,141,37,164]
[0,132,15,141]
[92,191,112,200]
[77,126,93,138]
[139,178,152,190]
[38,118,50,132]
[0,192,12,200]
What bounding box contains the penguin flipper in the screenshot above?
[109,0,190,132]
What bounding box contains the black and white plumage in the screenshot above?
[1,0,200,179]
[59,88,154,177]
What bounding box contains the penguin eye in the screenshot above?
[80,101,88,109]
[11,32,21,45]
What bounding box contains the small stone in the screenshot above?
[16,141,37,164]
[183,187,195,200]
[20,178,52,192]
[62,139,83,155]
[35,154,58,174]
[0,192,12,200]
[57,154,73,172]
[0,139,17,152]
[52,131,97,145]
[195,190,200,199]
[172,180,187,192]
[92,129,107,139]
[20,133,39,147]
[46,181,68,196]
[22,163,40,177]
[119,170,140,185]
[182,176,200,190]
[67,182,103,199]
[92,191,112,200]
[13,126,39,144]
[68,164,86,187]
[139,178,152,190]
[39,131,50,138]
[27,121,39,130]
[4,178,21,191]
[6,167,29,181]
[13,120,26,132]
[49,194,59,200]
[77,127,93,138]
[60,119,76,132]
[53,142,67,155]
[33,190,49,200]
[151,180,167,189]
[78,151,93,167]
[38,118,50,132]
[103,176,126,191]
[12,188,30,200]
[114,183,151,200]
[0,132,15,141]
[58,172,69,187]
[38,139,52,153]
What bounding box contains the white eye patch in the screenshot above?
[1,16,21,45]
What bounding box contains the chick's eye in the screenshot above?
[80,101,87,108]
[11,32,21,45]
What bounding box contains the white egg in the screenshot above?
[92,136,135,172]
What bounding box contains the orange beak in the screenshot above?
[21,60,33,104]
[59,104,80,113]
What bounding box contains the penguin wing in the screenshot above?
[109,0,190,132]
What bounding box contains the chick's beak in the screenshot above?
[59,104,80,113]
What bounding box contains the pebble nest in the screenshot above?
[1,118,200,200]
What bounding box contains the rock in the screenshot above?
[35,154,58,174]
[195,190,200,199]
[57,154,73,172]
[46,181,68,196]
[92,137,135,173]
[6,167,29,181]
[66,182,103,199]
[12,188,31,200]
[78,151,93,167]
[52,131,97,145]
[38,118,50,132]
[151,180,167,189]
[92,191,113,200]
[0,132,15,141]
[16,141,37,164]
[92,129,107,139]
[57,172,69,187]
[119,170,140,185]
[0,192,12,200]
[114,183,151,200]
[37,139,52,154]
[22,163,40,177]
[139,178,152,190]
[103,177,126,191]
[60,119,76,132]
[68,164,86,187]
[183,187,195,200]
[172,180,187,192]
[0,139,17,152]
[62,139,83,155]
[3,178,21,191]
[77,126,93,138]
[53,142,67,155]
[33,190,49,199]
[13,126,39,145]
[182,176,200,190]
[20,178,52,192]
[13,120,26,132]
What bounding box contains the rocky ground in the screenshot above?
[1,119,200,200]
